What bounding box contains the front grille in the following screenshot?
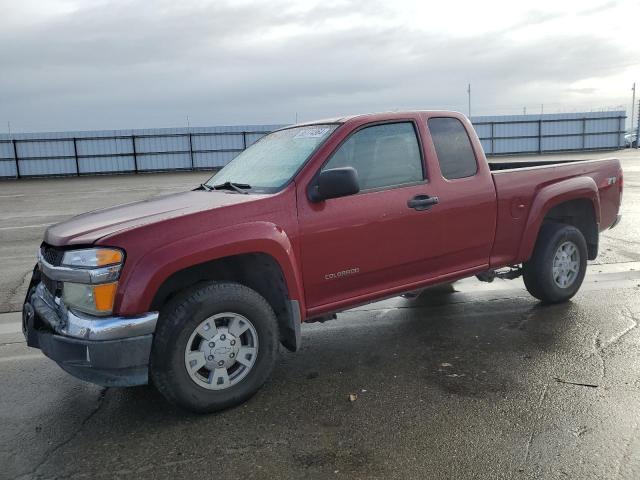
[41,243,64,266]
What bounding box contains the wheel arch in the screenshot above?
[149,253,301,351]
[540,199,599,259]
[115,222,304,351]
[517,176,600,262]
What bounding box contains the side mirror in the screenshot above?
[309,167,360,202]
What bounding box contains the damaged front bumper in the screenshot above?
[23,267,158,387]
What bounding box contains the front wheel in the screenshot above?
[523,223,588,304]
[150,281,279,413]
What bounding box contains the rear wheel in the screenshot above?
[150,281,279,413]
[523,223,588,303]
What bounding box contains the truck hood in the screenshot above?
[43,190,268,246]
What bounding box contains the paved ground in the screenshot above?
[1,149,639,479]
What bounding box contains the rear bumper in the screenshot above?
[23,271,158,387]
[610,214,622,229]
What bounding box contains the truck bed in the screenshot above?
[488,156,622,268]
[488,158,585,171]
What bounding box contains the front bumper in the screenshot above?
[23,269,158,387]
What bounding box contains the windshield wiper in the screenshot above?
[198,183,213,191]
[210,181,251,194]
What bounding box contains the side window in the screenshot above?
[427,117,478,180]
[322,122,423,191]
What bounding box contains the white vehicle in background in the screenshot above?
[625,131,638,148]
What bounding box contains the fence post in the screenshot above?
[73,137,80,176]
[188,133,194,170]
[131,135,138,173]
[490,122,494,154]
[581,118,586,149]
[242,131,247,150]
[12,139,20,179]
[538,119,542,154]
[617,115,623,148]
[636,100,640,150]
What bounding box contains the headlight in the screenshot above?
[62,248,123,268]
[59,248,124,316]
[63,282,118,316]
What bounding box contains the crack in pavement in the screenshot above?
[13,388,108,480]
[522,383,549,467]
[0,340,26,347]
[605,308,640,348]
[589,308,639,382]
[592,330,607,379]
[1,270,32,314]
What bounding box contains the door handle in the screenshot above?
[407,194,439,211]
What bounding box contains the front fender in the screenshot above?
[114,221,304,315]
[517,176,600,262]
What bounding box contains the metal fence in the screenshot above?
[0,112,627,179]
[472,111,626,155]
[0,125,282,179]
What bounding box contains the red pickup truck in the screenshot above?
[23,111,622,412]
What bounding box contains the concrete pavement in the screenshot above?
[2,269,640,479]
[1,149,639,479]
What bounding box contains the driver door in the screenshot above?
[297,121,445,309]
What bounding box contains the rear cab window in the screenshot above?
[427,117,478,180]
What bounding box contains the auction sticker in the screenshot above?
[294,127,330,138]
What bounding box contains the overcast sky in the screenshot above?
[1,0,639,133]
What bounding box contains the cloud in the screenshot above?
[0,0,637,132]
[566,87,598,94]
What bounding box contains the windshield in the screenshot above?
[206,124,338,191]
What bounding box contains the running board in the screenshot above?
[476,267,522,283]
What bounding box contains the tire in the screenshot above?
[150,281,279,413]
[522,222,588,304]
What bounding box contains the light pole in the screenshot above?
[467,84,471,118]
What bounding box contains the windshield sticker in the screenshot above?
[294,127,331,139]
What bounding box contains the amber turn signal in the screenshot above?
[93,282,118,312]
[95,249,124,267]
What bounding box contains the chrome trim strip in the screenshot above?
[61,309,159,341]
[32,283,158,341]
[38,251,121,284]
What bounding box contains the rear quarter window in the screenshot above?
[428,117,478,180]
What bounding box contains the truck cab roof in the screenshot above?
[289,110,467,129]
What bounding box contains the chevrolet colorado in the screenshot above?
[23,111,623,412]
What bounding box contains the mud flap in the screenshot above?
[281,300,301,352]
